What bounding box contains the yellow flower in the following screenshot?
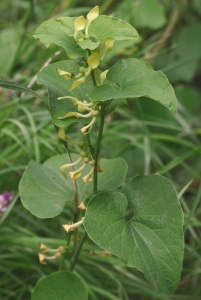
[57,127,84,146]
[60,152,86,178]
[62,217,84,233]
[77,201,87,210]
[40,243,64,253]
[69,157,89,179]
[88,51,100,69]
[80,111,99,135]
[58,110,93,120]
[74,16,87,41]
[38,252,61,265]
[70,76,86,91]
[74,16,86,31]
[101,39,115,61]
[82,159,95,183]
[100,69,109,85]
[58,69,72,79]
[85,6,99,37]
[57,96,93,108]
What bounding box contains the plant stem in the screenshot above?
[93,106,105,194]
[69,231,88,271]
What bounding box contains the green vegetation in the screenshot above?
[0,0,201,299]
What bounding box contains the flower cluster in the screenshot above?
[0,191,14,217]
[39,244,64,265]
[58,96,99,135]
[58,6,114,91]
[60,151,96,183]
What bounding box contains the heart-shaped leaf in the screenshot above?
[90,58,177,114]
[37,60,95,127]
[56,17,75,37]
[32,271,88,300]
[33,18,86,59]
[84,175,184,294]
[19,160,74,218]
[88,16,139,41]
[44,154,127,200]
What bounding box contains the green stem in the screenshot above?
[93,106,105,194]
[59,211,80,270]
[86,133,94,155]
[69,231,88,271]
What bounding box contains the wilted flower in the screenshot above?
[62,217,84,233]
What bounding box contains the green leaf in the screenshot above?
[32,271,88,300]
[0,80,43,101]
[177,24,201,59]
[131,0,166,29]
[37,60,95,127]
[84,175,184,294]
[19,160,74,218]
[88,15,139,41]
[193,0,201,15]
[90,58,177,114]
[56,17,75,36]
[78,40,100,50]
[44,154,127,200]
[33,18,86,59]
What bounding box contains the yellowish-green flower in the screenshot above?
[74,16,86,31]
[57,127,84,146]
[58,110,93,120]
[88,50,100,69]
[58,69,72,79]
[69,157,89,179]
[70,76,86,91]
[80,111,99,135]
[74,16,86,41]
[60,151,86,178]
[82,159,95,183]
[101,39,115,61]
[100,69,109,85]
[85,6,99,37]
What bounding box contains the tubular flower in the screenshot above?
[82,159,95,183]
[58,110,94,120]
[69,157,89,180]
[100,69,108,85]
[57,127,84,146]
[74,16,86,41]
[87,50,100,70]
[57,95,99,135]
[40,243,64,253]
[62,217,84,233]
[58,69,73,79]
[57,96,93,108]
[101,39,115,61]
[80,111,98,135]
[77,201,87,210]
[85,6,99,37]
[60,151,86,178]
[39,252,61,265]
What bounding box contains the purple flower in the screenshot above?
[0,191,14,216]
